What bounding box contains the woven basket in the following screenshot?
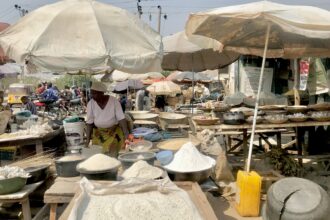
[265,118,288,124]
[193,117,219,125]
[311,116,330,122]
[288,117,308,122]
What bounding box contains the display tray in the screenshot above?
[311,116,330,122]
[308,103,330,111]
[59,181,217,220]
[265,118,288,124]
[193,117,220,125]
[259,105,286,110]
[285,105,308,113]
[288,117,308,122]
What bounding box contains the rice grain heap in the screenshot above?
[77,153,121,172]
[122,160,163,179]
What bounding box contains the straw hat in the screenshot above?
[91,81,107,93]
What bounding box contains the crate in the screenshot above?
[0,146,17,161]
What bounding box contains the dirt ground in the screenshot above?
[206,192,262,220]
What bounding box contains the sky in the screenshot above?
[1,0,330,36]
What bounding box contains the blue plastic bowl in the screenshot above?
[156,150,174,166]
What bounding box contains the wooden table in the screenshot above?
[0,181,43,220]
[0,127,64,154]
[196,121,330,164]
[44,177,81,220]
[58,181,217,220]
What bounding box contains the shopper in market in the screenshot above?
[85,81,129,157]
[21,96,37,115]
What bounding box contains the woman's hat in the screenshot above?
[91,81,107,93]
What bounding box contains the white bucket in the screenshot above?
[63,122,85,147]
[81,145,103,158]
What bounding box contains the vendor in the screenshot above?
[86,81,129,157]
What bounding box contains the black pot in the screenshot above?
[25,164,50,184]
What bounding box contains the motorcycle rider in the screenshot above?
[40,82,58,103]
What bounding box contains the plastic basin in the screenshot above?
[0,177,27,195]
[156,150,173,166]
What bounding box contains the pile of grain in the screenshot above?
[77,154,121,172]
[80,190,202,220]
[58,154,85,162]
[122,160,163,179]
[164,142,215,172]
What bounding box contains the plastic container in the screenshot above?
[63,121,85,148]
[0,177,27,195]
[156,150,173,165]
[15,115,30,125]
[81,145,103,158]
[235,170,262,217]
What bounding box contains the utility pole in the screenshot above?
[14,4,28,17]
[137,0,142,19]
[157,5,162,33]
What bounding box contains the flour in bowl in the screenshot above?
[122,160,163,179]
[77,153,121,172]
[164,142,215,172]
[58,154,85,162]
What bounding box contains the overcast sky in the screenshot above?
[1,0,330,36]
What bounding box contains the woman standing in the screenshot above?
[86,81,129,157]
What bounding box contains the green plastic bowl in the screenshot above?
[0,177,27,195]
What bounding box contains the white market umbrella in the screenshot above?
[162,31,239,72]
[186,1,330,172]
[112,79,144,93]
[168,71,212,83]
[147,80,181,95]
[0,0,162,74]
[96,70,164,83]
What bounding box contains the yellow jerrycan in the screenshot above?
[235,170,262,217]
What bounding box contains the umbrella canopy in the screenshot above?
[112,79,144,93]
[99,70,165,82]
[162,31,239,71]
[186,1,330,172]
[167,71,212,83]
[147,81,181,95]
[0,63,22,78]
[186,1,330,59]
[0,0,162,73]
[0,22,10,64]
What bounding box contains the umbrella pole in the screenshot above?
[192,71,195,115]
[246,24,271,173]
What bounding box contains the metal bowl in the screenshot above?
[55,155,85,177]
[0,177,27,195]
[118,152,156,170]
[129,140,153,152]
[25,163,50,184]
[80,169,118,181]
[165,167,213,183]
